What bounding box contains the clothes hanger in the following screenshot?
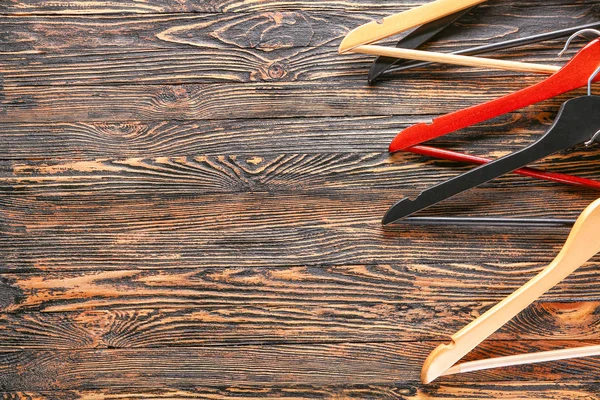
[392,31,600,192]
[407,144,600,190]
[339,0,487,54]
[339,0,560,74]
[373,22,600,82]
[389,31,600,152]
[367,25,600,189]
[382,67,600,226]
[369,7,476,83]
[422,196,600,383]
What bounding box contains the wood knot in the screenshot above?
[153,87,190,109]
[94,122,147,141]
[268,63,287,80]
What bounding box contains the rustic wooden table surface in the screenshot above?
[2,0,600,398]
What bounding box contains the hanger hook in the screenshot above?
[558,29,600,57]
[588,66,600,96]
[584,66,600,146]
[585,129,600,147]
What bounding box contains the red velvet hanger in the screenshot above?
[389,38,600,152]
[408,145,600,190]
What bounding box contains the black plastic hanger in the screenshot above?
[370,21,600,83]
[382,94,600,226]
[368,7,474,84]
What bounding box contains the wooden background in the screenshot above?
[2,0,600,398]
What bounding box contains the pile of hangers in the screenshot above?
[338,0,600,385]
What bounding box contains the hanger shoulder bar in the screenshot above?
[339,0,487,53]
[354,45,559,75]
[443,344,600,377]
[422,197,600,384]
[383,141,555,224]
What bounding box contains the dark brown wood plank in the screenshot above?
[3,341,600,390]
[3,4,594,53]
[0,187,598,272]
[3,47,567,87]
[3,256,600,313]
[2,0,597,14]
[0,12,359,53]
[0,381,600,400]
[4,382,600,400]
[0,80,588,123]
[1,188,596,233]
[2,150,599,195]
[2,4,597,86]
[0,0,417,14]
[0,112,568,159]
[3,299,600,348]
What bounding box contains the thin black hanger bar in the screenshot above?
[368,7,475,84]
[374,21,600,80]
[382,95,600,225]
[401,217,576,227]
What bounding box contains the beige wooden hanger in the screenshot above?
[339,0,559,74]
[422,197,600,384]
[339,0,487,53]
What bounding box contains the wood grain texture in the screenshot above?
[1,80,591,123]
[3,341,600,391]
[3,266,600,312]
[3,0,600,397]
[4,383,600,400]
[0,112,572,158]
[2,0,597,14]
[3,279,600,347]
[2,149,599,194]
[0,302,595,348]
[0,0,422,14]
[2,3,598,86]
[1,188,599,272]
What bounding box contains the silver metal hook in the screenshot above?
[585,130,600,147]
[588,66,600,96]
[558,29,600,57]
[553,29,600,147]
[586,66,600,146]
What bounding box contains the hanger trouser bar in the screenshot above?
[401,217,576,227]
[354,45,559,74]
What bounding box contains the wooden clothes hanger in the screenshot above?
[339,0,559,74]
[339,0,487,53]
[422,196,600,383]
